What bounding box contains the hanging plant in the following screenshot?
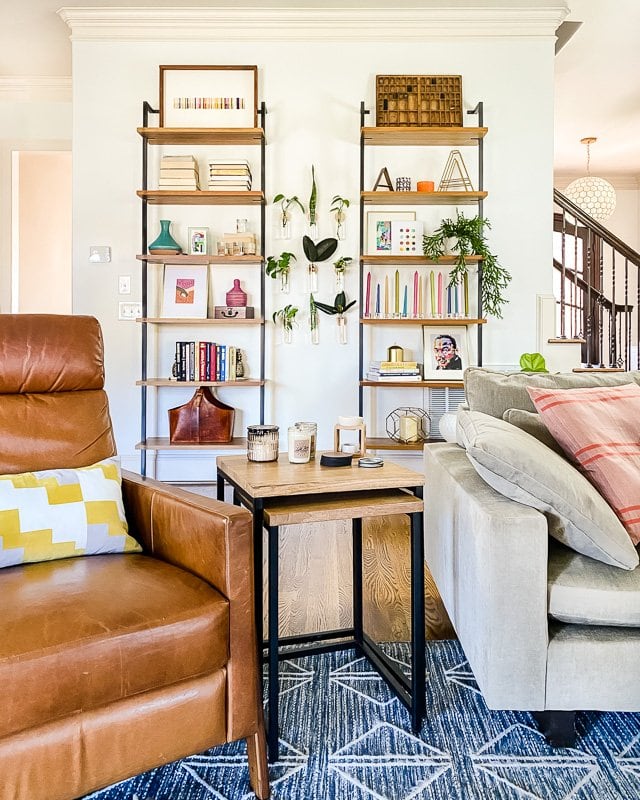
[330,195,350,240]
[309,294,319,344]
[266,251,297,293]
[273,194,305,239]
[313,291,357,345]
[302,235,338,293]
[333,256,353,291]
[272,304,299,344]
[308,165,318,234]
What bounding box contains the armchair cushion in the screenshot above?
[0,553,229,739]
[0,457,140,568]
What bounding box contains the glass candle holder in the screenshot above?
[288,426,311,464]
[247,425,279,462]
[295,421,317,459]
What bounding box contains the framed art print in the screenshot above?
[390,220,424,255]
[162,265,208,318]
[366,211,416,255]
[423,325,469,380]
[159,65,258,128]
[188,227,209,255]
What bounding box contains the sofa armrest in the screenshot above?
[121,470,260,740]
[424,444,549,710]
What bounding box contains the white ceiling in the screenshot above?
[1,1,638,178]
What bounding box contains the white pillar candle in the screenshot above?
[399,414,419,443]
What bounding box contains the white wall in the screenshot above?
[68,10,560,475]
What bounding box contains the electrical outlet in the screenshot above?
[118,275,131,294]
[119,301,141,321]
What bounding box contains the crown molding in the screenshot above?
[555,172,640,190]
[58,5,568,42]
[0,77,72,102]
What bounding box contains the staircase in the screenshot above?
[544,189,640,372]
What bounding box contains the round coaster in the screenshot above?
[320,452,353,467]
[358,456,384,468]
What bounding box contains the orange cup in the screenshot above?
[417,180,435,192]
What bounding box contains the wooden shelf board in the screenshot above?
[362,126,488,147]
[361,317,486,326]
[361,254,482,266]
[362,191,487,206]
[137,253,262,264]
[548,337,586,344]
[137,127,264,145]
[138,317,264,325]
[365,438,435,451]
[573,367,626,373]
[137,190,264,206]
[137,436,247,451]
[361,380,463,389]
[137,379,264,387]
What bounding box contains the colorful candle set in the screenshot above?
[363,269,471,319]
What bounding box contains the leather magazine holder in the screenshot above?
[169,386,235,443]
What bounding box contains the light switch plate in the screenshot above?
[89,246,111,263]
[118,275,131,294]
[119,301,141,321]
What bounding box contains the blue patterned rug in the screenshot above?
[85,641,640,799]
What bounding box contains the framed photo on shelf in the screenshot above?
[188,226,209,255]
[423,325,469,380]
[366,211,416,255]
[159,65,258,128]
[162,265,208,318]
[390,220,424,255]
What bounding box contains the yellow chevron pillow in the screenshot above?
[0,457,141,568]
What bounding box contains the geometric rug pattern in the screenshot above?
[85,640,640,799]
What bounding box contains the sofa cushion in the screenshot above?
[0,457,140,568]
[528,382,640,545]
[464,367,640,420]
[0,554,229,738]
[457,409,639,569]
[502,408,565,456]
[548,540,640,626]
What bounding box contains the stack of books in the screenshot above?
[159,155,199,190]
[208,159,252,192]
[172,341,242,382]
[366,360,422,381]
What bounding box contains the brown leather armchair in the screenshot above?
[0,314,269,800]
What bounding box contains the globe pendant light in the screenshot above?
[564,137,616,223]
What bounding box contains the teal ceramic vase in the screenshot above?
[149,219,182,254]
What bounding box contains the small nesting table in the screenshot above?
[216,454,425,762]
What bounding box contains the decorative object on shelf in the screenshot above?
[225,278,247,307]
[309,294,319,344]
[422,211,511,319]
[366,211,416,255]
[235,349,245,379]
[386,407,430,444]
[438,150,474,191]
[308,164,318,237]
[295,421,317,459]
[287,425,312,464]
[330,195,350,240]
[333,256,353,292]
[266,251,296,293]
[187,227,209,255]
[162,265,208,318]
[149,219,182,254]
[519,352,549,373]
[417,180,435,192]
[168,387,235,443]
[313,291,356,345]
[375,74,462,127]
[387,344,404,362]
[159,64,257,128]
[564,137,616,222]
[218,231,257,256]
[395,177,411,191]
[366,358,421,382]
[236,218,248,233]
[302,235,338,293]
[246,424,279,462]
[272,304,299,344]
[372,167,394,191]
[213,306,255,319]
[391,220,423,255]
[423,325,469,380]
[334,416,366,457]
[273,193,305,239]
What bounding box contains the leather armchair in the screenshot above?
[0,314,269,800]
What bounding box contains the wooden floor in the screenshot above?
[188,485,454,642]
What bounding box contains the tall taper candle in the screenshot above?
[365,272,371,317]
[430,270,436,316]
[463,272,469,316]
[437,272,443,316]
[403,285,408,317]
[394,269,400,315]
[413,271,419,317]
[419,274,424,317]
[384,275,389,317]
[375,282,381,316]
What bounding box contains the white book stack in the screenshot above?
[159,155,199,190]
[208,159,252,192]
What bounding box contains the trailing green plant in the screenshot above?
[273,194,305,226]
[309,165,318,228]
[519,352,548,373]
[313,291,357,316]
[330,195,350,239]
[333,256,353,274]
[265,251,296,279]
[302,236,338,263]
[272,304,299,331]
[422,211,511,319]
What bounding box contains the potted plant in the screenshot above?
[519,352,549,373]
[422,211,511,319]
[272,304,299,344]
[273,193,305,239]
[302,235,338,292]
[308,165,318,237]
[313,291,357,344]
[330,195,350,240]
[266,251,297,293]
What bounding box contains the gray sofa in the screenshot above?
[424,368,640,746]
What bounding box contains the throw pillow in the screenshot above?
[0,457,141,569]
[457,410,639,569]
[502,408,566,456]
[528,382,640,545]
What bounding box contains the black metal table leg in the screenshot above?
[352,517,363,645]
[410,494,426,733]
[216,469,225,502]
[267,522,280,762]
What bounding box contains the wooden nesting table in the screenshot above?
[216,453,425,762]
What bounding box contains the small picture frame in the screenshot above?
[159,65,258,128]
[366,211,416,255]
[423,325,469,380]
[188,227,209,255]
[390,220,424,255]
[162,265,208,318]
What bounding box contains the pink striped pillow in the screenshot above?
[528,383,640,545]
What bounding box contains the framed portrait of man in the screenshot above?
[423,325,469,380]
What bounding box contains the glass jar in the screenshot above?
[295,422,317,459]
[246,425,279,462]
[288,426,311,464]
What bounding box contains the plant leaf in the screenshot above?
[273,193,284,203]
[519,352,548,373]
[314,301,337,315]
[315,238,338,261]
[302,235,317,261]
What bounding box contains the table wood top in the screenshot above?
[216,452,425,499]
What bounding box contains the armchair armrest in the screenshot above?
[121,470,260,740]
